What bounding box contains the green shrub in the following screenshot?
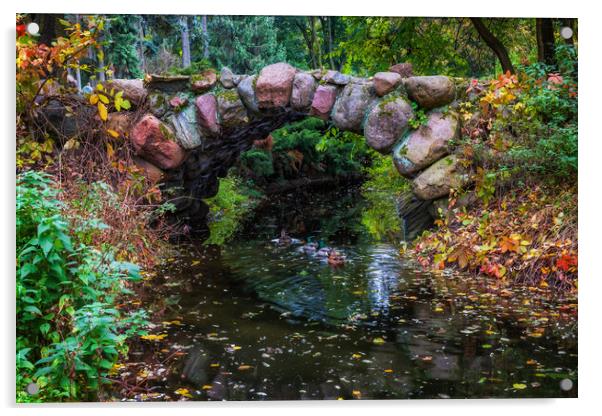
[204,173,261,245]
[16,171,148,402]
[360,153,410,241]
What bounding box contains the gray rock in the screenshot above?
[217,91,249,129]
[393,111,459,177]
[148,91,168,118]
[168,104,203,150]
[331,82,375,133]
[237,75,260,115]
[322,70,351,85]
[291,72,317,112]
[364,97,413,154]
[220,67,235,89]
[412,155,470,200]
[404,76,456,109]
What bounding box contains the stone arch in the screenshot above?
[104,63,470,236]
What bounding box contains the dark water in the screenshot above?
[123,187,578,401]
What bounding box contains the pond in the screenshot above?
[118,186,578,401]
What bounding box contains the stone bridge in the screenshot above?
[98,63,470,236]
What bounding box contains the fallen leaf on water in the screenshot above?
[140,333,168,341]
[238,365,253,371]
[352,390,361,398]
[351,353,362,359]
[384,369,393,373]
[202,385,213,390]
[526,359,538,365]
[373,337,386,345]
[210,363,220,368]
[513,383,527,390]
[175,388,192,398]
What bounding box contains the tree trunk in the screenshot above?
[74,15,82,91]
[310,17,322,68]
[202,15,210,59]
[180,16,192,68]
[137,17,146,73]
[470,17,515,74]
[536,18,557,67]
[295,19,316,68]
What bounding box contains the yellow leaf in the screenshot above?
[238,365,252,371]
[98,102,108,121]
[107,129,119,138]
[352,390,361,398]
[202,385,213,390]
[106,142,115,159]
[89,94,99,105]
[98,93,110,104]
[372,337,386,345]
[384,369,393,373]
[174,388,192,398]
[140,333,168,341]
[513,383,527,390]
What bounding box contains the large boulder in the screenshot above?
[412,155,469,200]
[130,114,186,170]
[195,94,221,137]
[364,97,413,154]
[404,76,455,109]
[255,63,297,109]
[217,91,249,129]
[310,85,338,120]
[104,79,146,107]
[393,111,459,177]
[373,72,402,97]
[237,75,260,115]
[291,72,317,112]
[191,70,217,93]
[331,82,375,133]
[167,104,203,150]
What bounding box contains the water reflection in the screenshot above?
[122,187,577,401]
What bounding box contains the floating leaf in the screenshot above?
[372,337,386,345]
[174,388,192,398]
[513,383,527,390]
